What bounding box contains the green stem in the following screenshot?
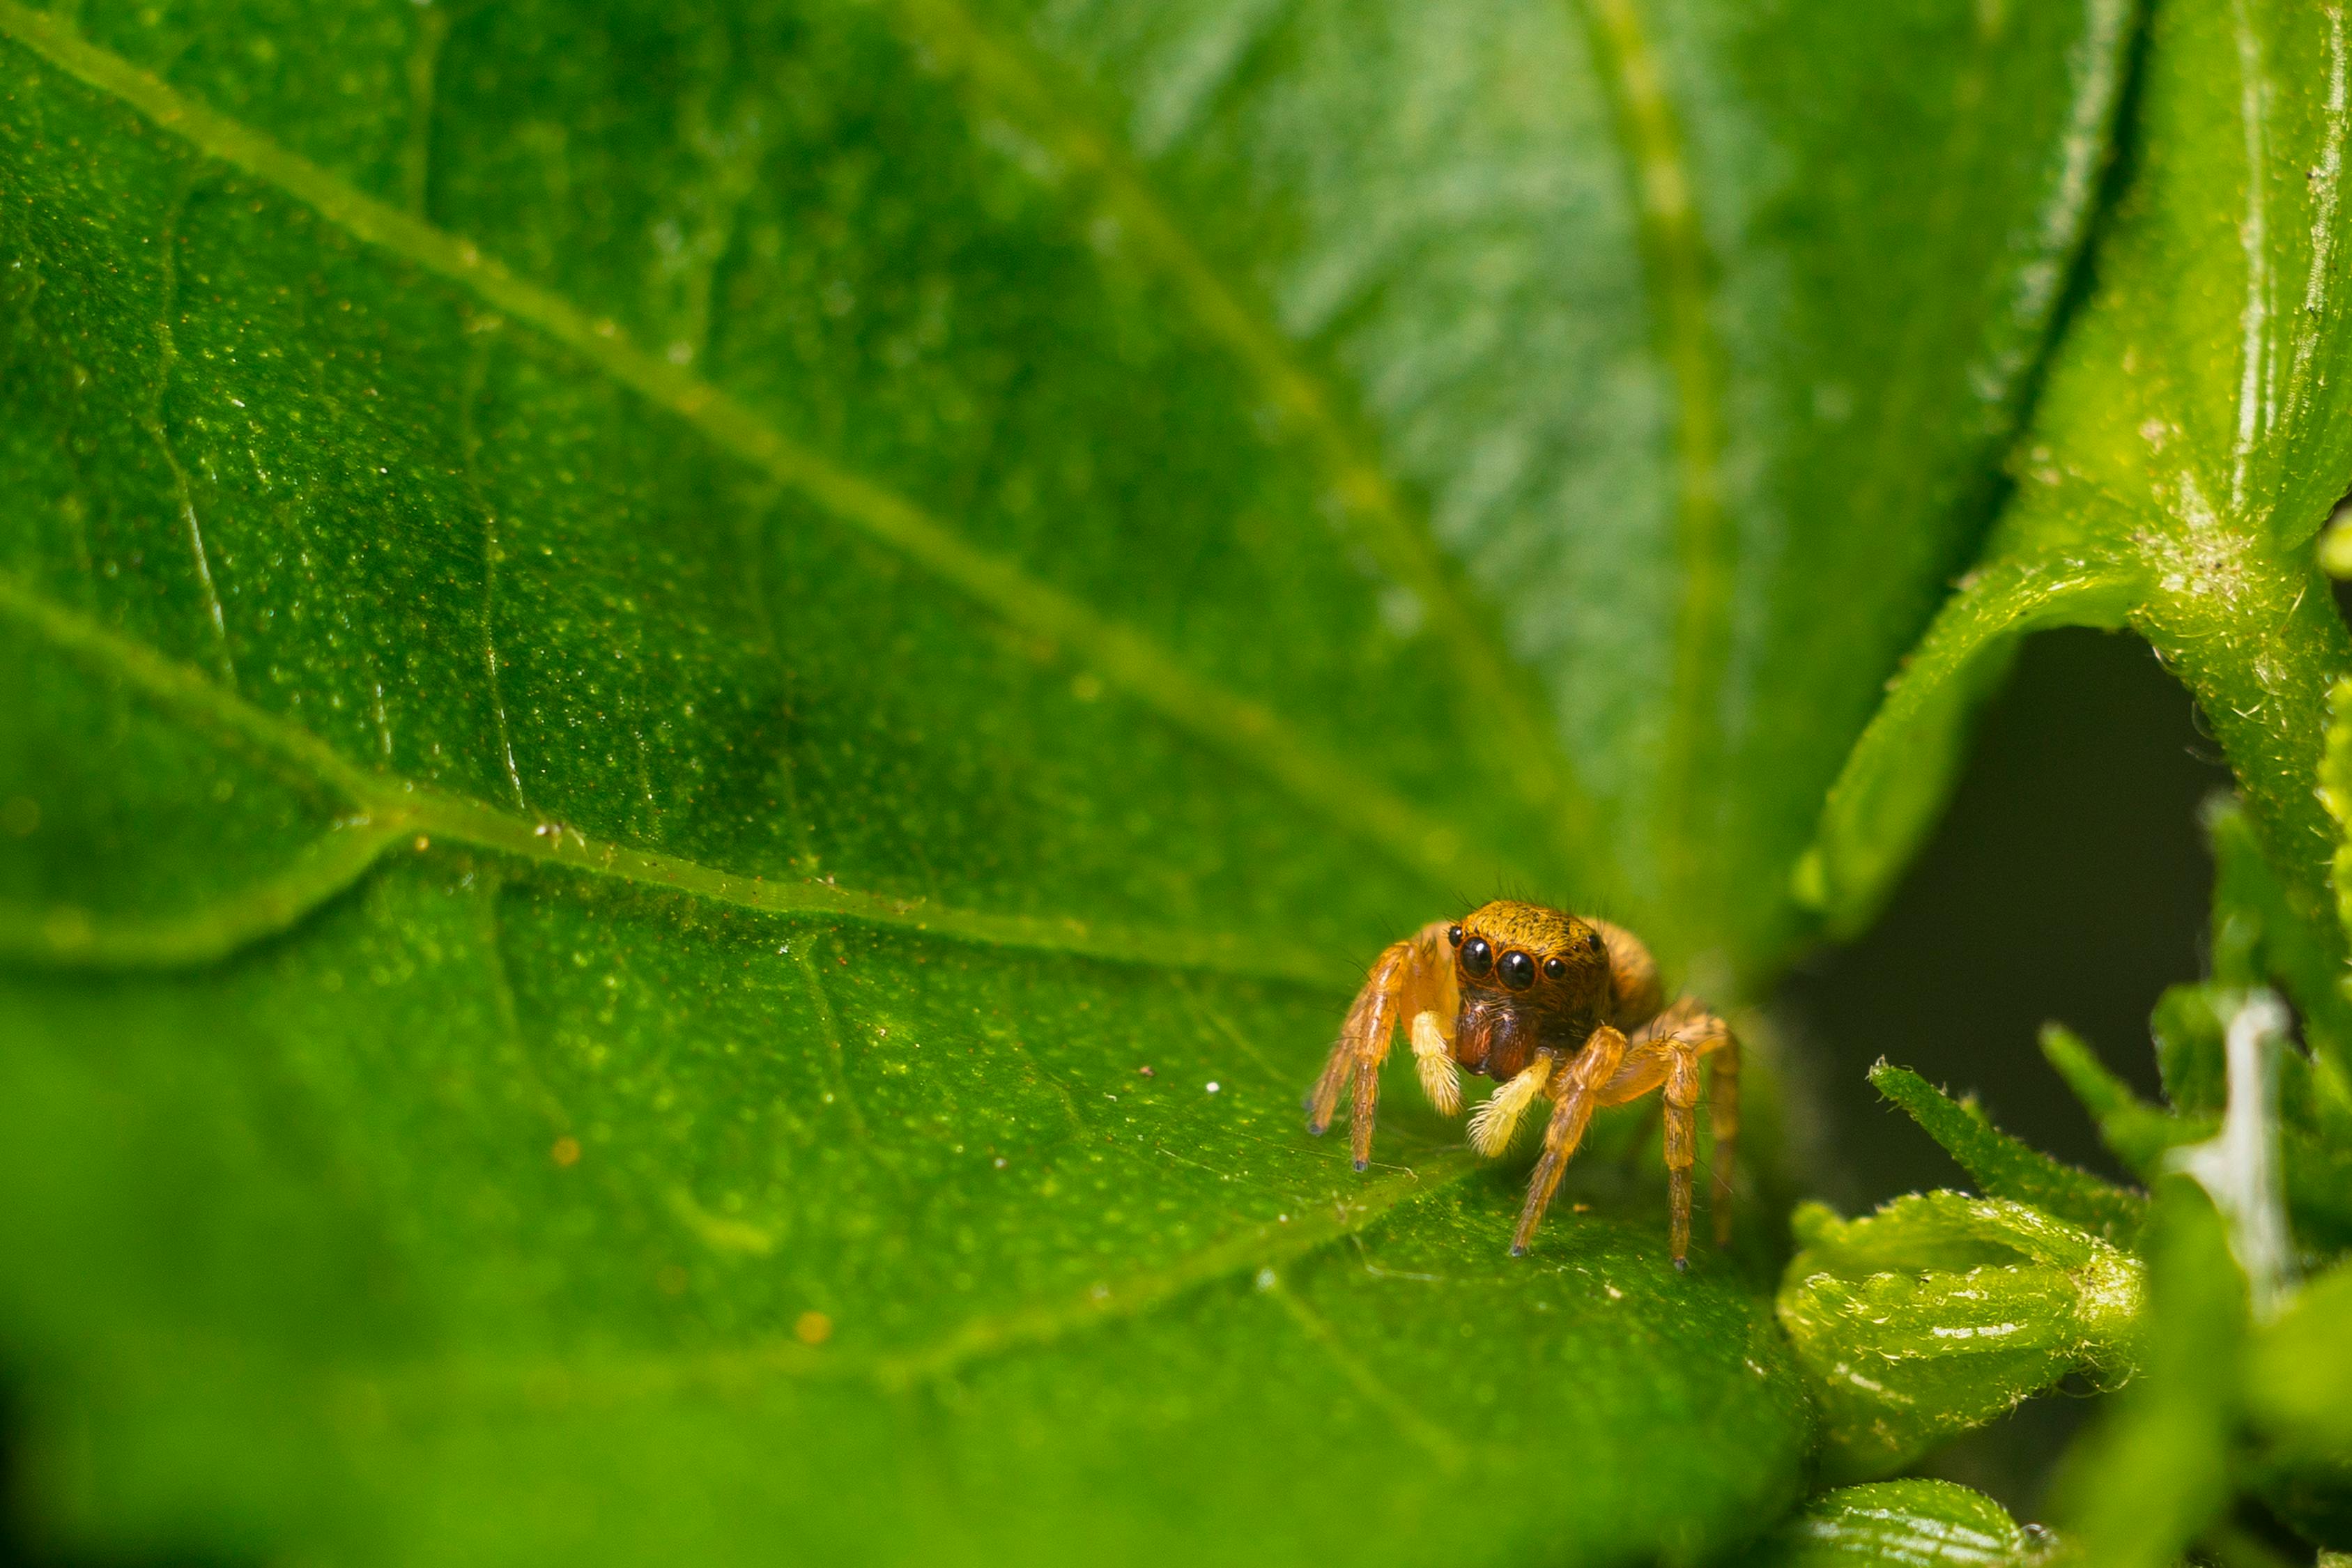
[2135,546,2352,1009]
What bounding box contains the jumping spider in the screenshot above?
[1305,900,1738,1267]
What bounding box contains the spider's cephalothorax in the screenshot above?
[1304,899,1734,1266]
[1447,902,1618,1082]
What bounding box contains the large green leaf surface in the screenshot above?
[0,0,2126,1561]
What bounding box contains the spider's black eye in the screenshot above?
[1447,924,1463,948]
[1543,956,1567,981]
[1460,936,1493,977]
[1586,930,1606,955]
[1498,950,1536,990]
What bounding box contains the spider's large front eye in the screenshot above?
[1460,936,1493,977]
[1498,951,1535,990]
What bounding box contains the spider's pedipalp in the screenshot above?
[1466,1054,1551,1156]
[1411,1010,1461,1116]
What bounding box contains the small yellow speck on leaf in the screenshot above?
[795,1311,833,1346]
[551,1137,581,1167]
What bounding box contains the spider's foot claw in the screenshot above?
[1508,1243,1527,1258]
[1352,1157,1368,1172]
[1305,1119,1327,1137]
[1672,1255,1689,1274]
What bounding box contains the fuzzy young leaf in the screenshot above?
[1752,1480,2068,1568]
[1870,1061,2144,1243]
[1778,1194,2144,1481]
[1802,0,2352,981]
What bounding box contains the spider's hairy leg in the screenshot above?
[1305,920,1454,1170]
[1604,1001,1738,1266]
[1509,1024,1628,1256]
[1661,1043,1700,1267]
[1707,1029,1740,1248]
[1592,918,1663,1024]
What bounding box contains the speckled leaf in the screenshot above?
[1802,0,2352,966]
[1752,1479,2069,1568]
[0,0,2130,1561]
[1778,1193,2144,1481]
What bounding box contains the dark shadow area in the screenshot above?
[0,1386,247,1568]
[1781,627,2224,1206]
[1777,627,2231,1517]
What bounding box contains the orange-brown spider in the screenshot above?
[1305,900,1738,1267]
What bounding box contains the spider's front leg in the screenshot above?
[1508,1024,1629,1256]
[1305,920,1459,1169]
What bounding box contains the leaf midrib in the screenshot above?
[1574,0,1728,914]
[342,1148,1486,1418]
[0,574,1352,987]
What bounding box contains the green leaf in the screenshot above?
[2326,679,2352,944]
[1753,1480,2069,1568]
[2047,1022,2221,1180]
[2200,795,2352,1075]
[1870,1061,2146,1244]
[1802,0,2352,980]
[1778,1193,2144,1482]
[2250,1255,2352,1453]
[0,0,2133,1560]
[2247,1258,2352,1549]
[2052,1179,2245,1568]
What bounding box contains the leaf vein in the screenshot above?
[885,0,1592,873]
[146,176,238,690]
[1577,0,1725,903]
[0,0,1491,893]
[360,1149,1482,1411]
[0,574,1349,988]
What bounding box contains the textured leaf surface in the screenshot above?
[1870,1062,2145,1244]
[1778,1193,2143,1481]
[1753,1480,2066,1568]
[0,0,2129,1560]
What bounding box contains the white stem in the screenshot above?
[2169,989,2293,1316]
